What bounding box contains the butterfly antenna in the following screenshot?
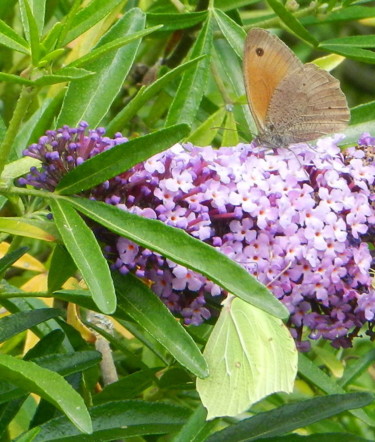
[266,261,292,287]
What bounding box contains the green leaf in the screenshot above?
[1,157,40,180]
[0,354,92,434]
[215,0,259,10]
[18,400,190,441]
[0,247,28,277]
[214,37,254,140]
[266,0,317,46]
[48,245,77,293]
[41,21,63,52]
[0,308,62,343]
[66,197,289,319]
[206,392,374,442]
[113,272,208,378]
[322,35,375,47]
[222,109,239,146]
[11,92,65,161]
[146,11,207,31]
[50,199,116,314]
[188,107,226,145]
[338,349,375,388]
[107,56,205,134]
[32,350,101,376]
[298,354,375,426]
[34,67,95,86]
[197,296,297,419]
[56,124,189,194]
[313,53,346,71]
[0,350,102,405]
[68,26,162,68]
[172,405,217,442]
[313,346,344,378]
[259,435,371,442]
[0,18,29,54]
[0,217,57,242]
[57,8,146,127]
[213,9,246,58]
[116,318,169,364]
[19,0,41,65]
[302,6,375,25]
[24,329,65,360]
[0,296,68,346]
[14,427,40,442]
[28,0,45,35]
[166,17,212,126]
[350,101,375,125]
[0,73,33,85]
[60,0,125,46]
[93,369,159,404]
[319,44,375,63]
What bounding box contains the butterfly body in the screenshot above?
[243,28,350,148]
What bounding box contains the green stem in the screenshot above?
[0,184,52,200]
[0,85,37,176]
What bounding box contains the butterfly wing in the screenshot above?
[266,63,350,144]
[243,28,302,133]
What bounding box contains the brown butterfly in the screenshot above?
[243,28,350,148]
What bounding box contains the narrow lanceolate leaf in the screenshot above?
[206,392,374,442]
[50,199,116,314]
[0,218,56,242]
[57,8,145,128]
[60,0,125,46]
[56,124,190,194]
[0,308,62,343]
[146,11,207,32]
[213,37,254,140]
[319,44,375,64]
[339,349,375,388]
[222,109,239,147]
[197,296,297,419]
[114,272,208,379]
[27,0,46,35]
[350,100,375,125]
[0,19,29,54]
[68,26,163,68]
[1,157,40,180]
[0,73,33,85]
[66,197,289,319]
[19,0,41,65]
[107,56,205,134]
[188,107,226,146]
[47,245,77,293]
[166,17,212,127]
[0,354,92,434]
[267,0,318,46]
[18,401,190,441]
[0,247,28,277]
[298,354,375,426]
[322,34,375,47]
[213,9,246,58]
[312,54,345,71]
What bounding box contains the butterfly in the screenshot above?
[243,28,350,148]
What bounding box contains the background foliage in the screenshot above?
[0,0,374,440]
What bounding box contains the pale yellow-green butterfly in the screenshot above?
[243,28,350,147]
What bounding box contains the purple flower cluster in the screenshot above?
[18,122,127,190]
[20,124,375,349]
